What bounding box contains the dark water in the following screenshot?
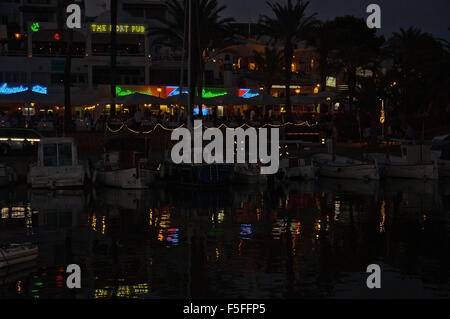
[0,179,449,299]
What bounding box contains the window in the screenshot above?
[43,143,72,167]
[58,143,72,166]
[43,144,57,167]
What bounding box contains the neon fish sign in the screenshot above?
[32,85,47,94]
[239,89,259,99]
[166,86,189,97]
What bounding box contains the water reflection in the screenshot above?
[0,180,449,299]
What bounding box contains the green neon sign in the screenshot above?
[202,88,228,98]
[116,86,134,97]
[116,86,153,97]
[30,22,41,32]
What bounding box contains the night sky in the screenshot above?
[87,0,449,40]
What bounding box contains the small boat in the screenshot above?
[27,137,86,188]
[312,153,379,180]
[0,163,16,187]
[431,134,450,178]
[0,244,38,268]
[368,144,438,180]
[278,157,318,181]
[95,151,159,189]
[233,163,268,184]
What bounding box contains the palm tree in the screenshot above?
[150,0,235,118]
[385,27,449,138]
[307,21,339,92]
[325,16,384,111]
[259,0,318,116]
[252,47,283,95]
[57,0,74,133]
[385,27,448,117]
[110,0,118,117]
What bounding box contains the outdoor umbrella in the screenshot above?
[245,94,283,106]
[165,93,204,105]
[116,93,166,105]
[203,94,248,106]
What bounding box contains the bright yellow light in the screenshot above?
[157,88,162,93]
[295,89,301,94]
[291,63,296,72]
[314,87,319,94]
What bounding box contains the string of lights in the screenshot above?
[105,121,319,134]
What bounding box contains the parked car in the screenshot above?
[0,128,43,155]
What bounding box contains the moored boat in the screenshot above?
[278,157,318,181]
[27,137,86,188]
[431,134,450,178]
[95,151,159,189]
[0,163,16,187]
[312,153,379,180]
[0,244,38,268]
[368,144,438,180]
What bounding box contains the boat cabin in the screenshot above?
[103,151,147,171]
[400,144,432,164]
[37,137,79,168]
[28,137,85,188]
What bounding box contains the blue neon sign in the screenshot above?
[167,86,189,97]
[31,85,47,94]
[239,89,260,99]
[0,83,48,95]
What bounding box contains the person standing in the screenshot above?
[134,107,142,129]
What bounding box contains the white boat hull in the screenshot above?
[318,163,379,180]
[0,246,39,268]
[437,160,450,178]
[96,168,157,189]
[280,166,318,180]
[0,165,16,187]
[27,165,85,188]
[382,163,438,180]
[0,176,9,187]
